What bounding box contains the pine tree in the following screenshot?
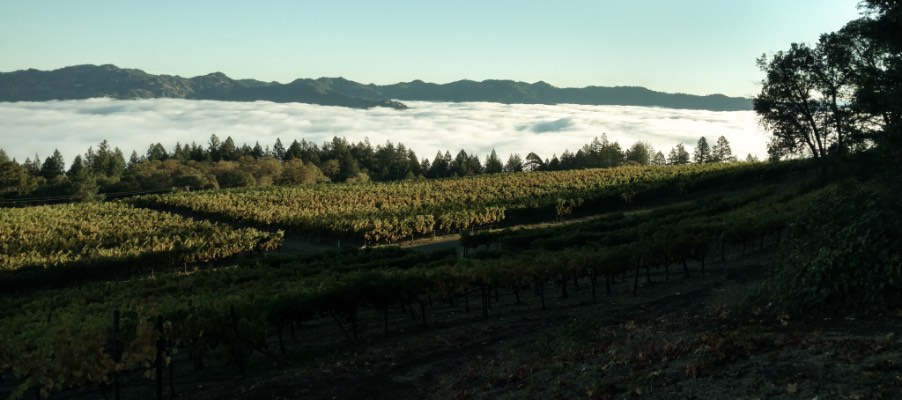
[24,154,41,176]
[208,134,222,161]
[40,149,65,180]
[668,144,690,165]
[484,149,504,174]
[504,153,524,172]
[147,143,168,161]
[67,155,102,202]
[252,142,265,159]
[273,138,287,161]
[220,136,238,161]
[710,136,735,162]
[693,137,711,164]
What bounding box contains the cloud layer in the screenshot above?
[0,98,768,166]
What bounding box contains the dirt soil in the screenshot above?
[158,249,902,400]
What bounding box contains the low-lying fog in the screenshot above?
[0,98,768,166]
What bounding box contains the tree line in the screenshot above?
[0,133,739,203]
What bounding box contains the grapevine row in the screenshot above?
[0,178,822,398]
[0,202,283,288]
[128,162,802,244]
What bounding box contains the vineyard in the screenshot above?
[0,165,826,398]
[127,162,800,244]
[0,202,283,288]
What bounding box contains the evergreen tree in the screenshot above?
[299,139,321,164]
[0,157,37,196]
[668,144,690,165]
[147,143,169,161]
[693,136,711,164]
[273,138,287,161]
[710,136,735,162]
[67,155,86,178]
[40,149,65,180]
[350,139,376,173]
[24,154,41,176]
[173,143,189,162]
[484,149,504,174]
[625,141,653,165]
[238,143,253,158]
[407,150,422,177]
[338,151,362,182]
[504,153,524,172]
[251,142,265,159]
[208,134,222,161]
[285,140,303,160]
[428,151,448,179]
[451,150,472,177]
[559,150,576,170]
[600,140,624,168]
[188,142,207,161]
[67,155,102,202]
[220,136,239,161]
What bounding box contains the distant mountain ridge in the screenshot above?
[0,64,752,111]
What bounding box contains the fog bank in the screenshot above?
[0,98,767,166]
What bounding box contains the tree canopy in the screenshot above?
[755,0,902,160]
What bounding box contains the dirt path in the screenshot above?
[275,199,687,258]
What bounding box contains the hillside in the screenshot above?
[0,65,752,111]
[0,65,408,110]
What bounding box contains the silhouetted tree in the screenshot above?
[841,0,902,157]
[40,149,65,181]
[693,137,711,164]
[625,141,653,165]
[484,149,504,174]
[668,144,690,165]
[504,153,524,172]
[208,134,222,161]
[711,136,735,162]
[754,34,856,159]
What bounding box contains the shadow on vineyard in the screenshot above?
[1,157,901,400]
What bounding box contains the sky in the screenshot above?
[0,99,767,167]
[0,0,862,97]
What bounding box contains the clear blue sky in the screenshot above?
[0,0,861,97]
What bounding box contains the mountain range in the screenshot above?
[0,64,753,111]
